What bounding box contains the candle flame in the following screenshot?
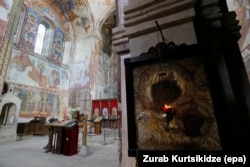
[164,104,172,109]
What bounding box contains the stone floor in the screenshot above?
[0,128,119,167]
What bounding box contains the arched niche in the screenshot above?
[0,84,21,143]
[0,85,21,125]
[0,103,17,125]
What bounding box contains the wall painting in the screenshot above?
[6,49,69,91]
[0,0,13,47]
[18,7,40,54]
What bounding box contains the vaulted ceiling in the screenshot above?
[24,0,115,36]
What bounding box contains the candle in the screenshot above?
[162,104,172,113]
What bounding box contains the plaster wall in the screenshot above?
[120,54,136,167]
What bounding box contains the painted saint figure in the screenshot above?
[111,107,118,119]
[102,107,108,119]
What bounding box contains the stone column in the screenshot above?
[114,0,197,166]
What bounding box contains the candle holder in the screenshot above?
[161,105,175,130]
[165,108,174,129]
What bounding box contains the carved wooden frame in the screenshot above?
[124,42,221,157]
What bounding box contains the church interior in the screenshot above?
[0,0,250,167]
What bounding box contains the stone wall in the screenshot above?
[113,0,198,166]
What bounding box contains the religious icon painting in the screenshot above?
[124,42,222,157]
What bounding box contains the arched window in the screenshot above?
[33,20,53,57]
[34,24,46,54]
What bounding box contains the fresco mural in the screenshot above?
[71,1,93,37]
[0,0,13,47]
[47,28,65,65]
[68,88,91,115]
[1,0,117,119]
[53,0,77,21]
[99,53,110,86]
[14,87,61,118]
[60,69,70,90]
[75,16,91,33]
[100,12,116,56]
[26,1,70,32]
[16,4,69,66]
[41,6,57,22]
[70,61,90,88]
[3,1,72,119]
[67,0,116,100]
[18,7,40,54]
[6,49,69,91]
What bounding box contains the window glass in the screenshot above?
[34,24,46,54]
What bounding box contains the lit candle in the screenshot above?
[162,104,172,113]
